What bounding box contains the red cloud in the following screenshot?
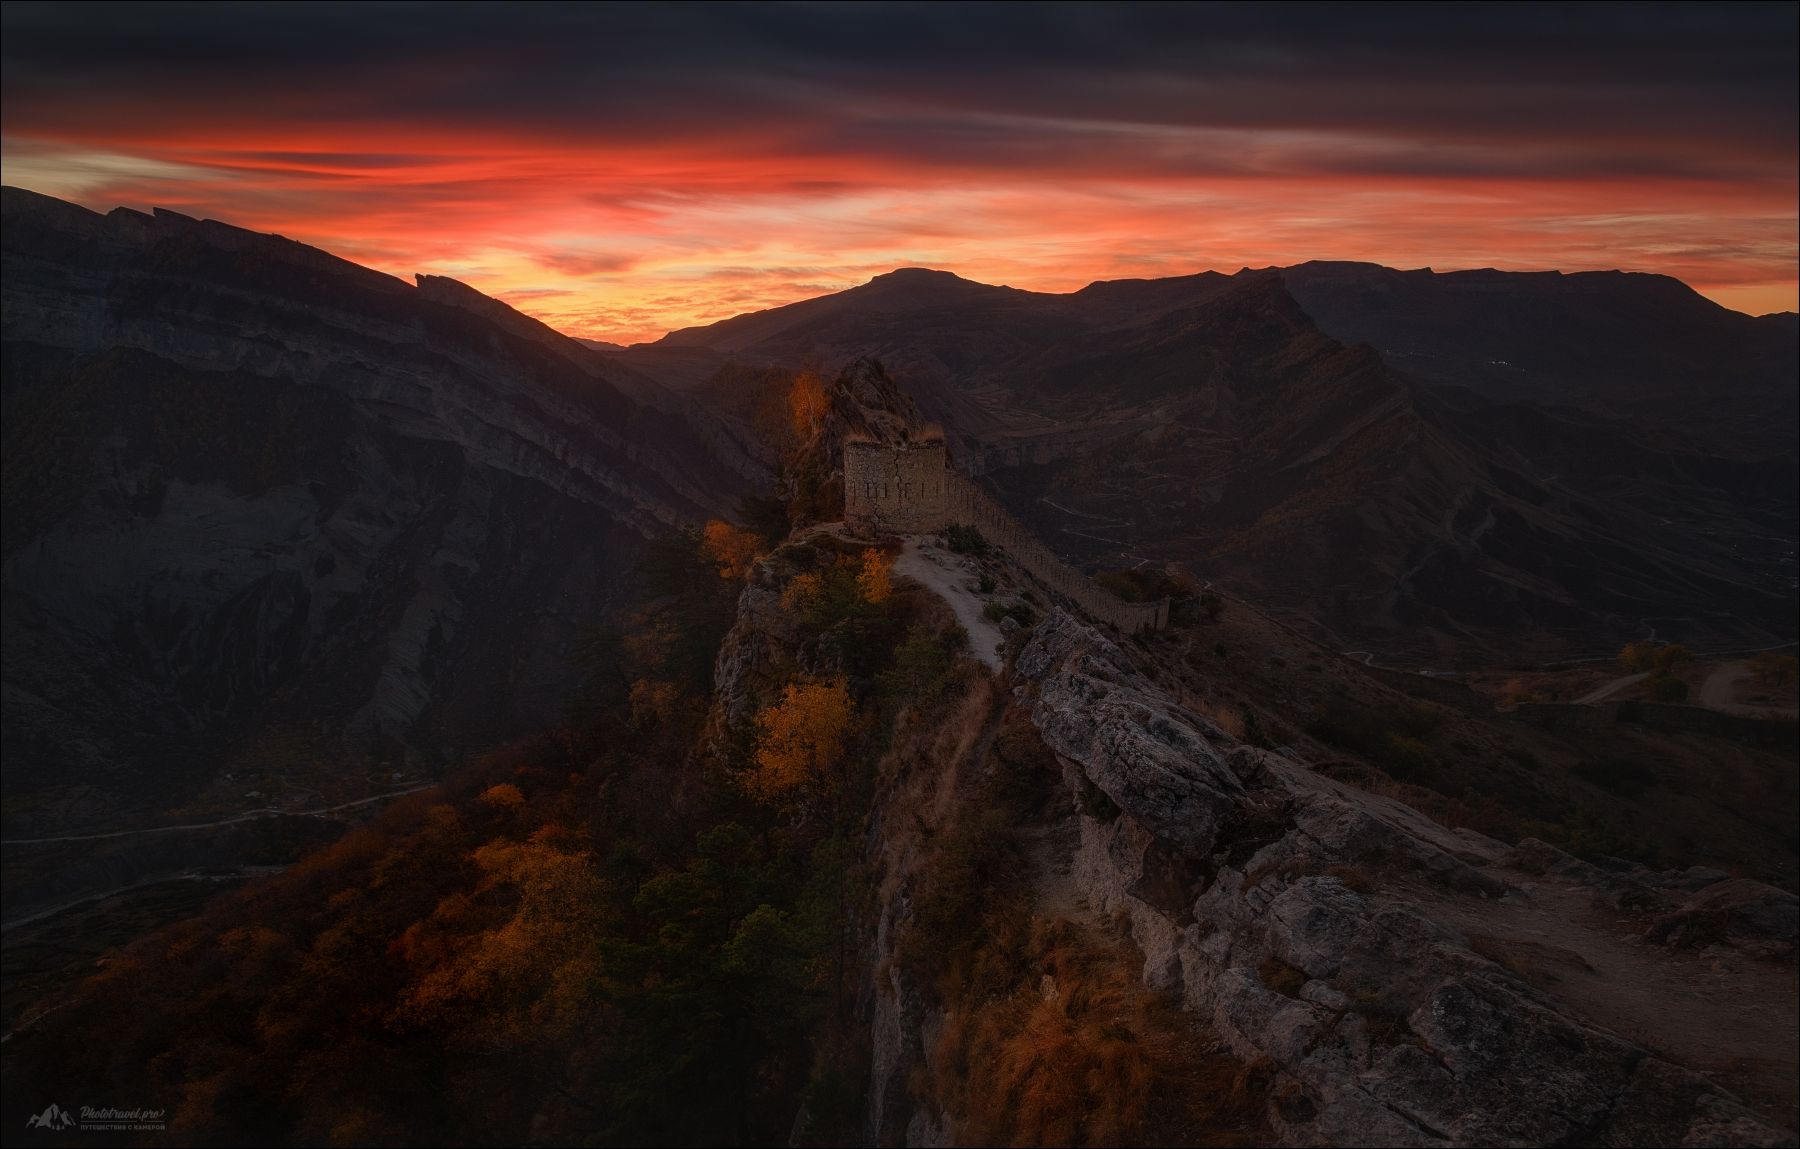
[3,5,1792,341]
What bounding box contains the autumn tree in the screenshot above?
[392,827,606,1045]
[1654,643,1694,671]
[1617,642,1658,672]
[781,571,823,613]
[703,519,767,580]
[857,547,892,604]
[479,783,525,810]
[788,371,831,442]
[745,678,855,803]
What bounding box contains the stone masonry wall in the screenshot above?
[845,440,1168,633]
[945,474,1168,635]
[844,439,949,535]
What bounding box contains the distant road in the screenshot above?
[1574,671,1651,706]
[0,784,436,846]
[1701,660,1799,719]
[1,866,288,933]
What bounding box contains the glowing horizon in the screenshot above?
[4,4,1793,344]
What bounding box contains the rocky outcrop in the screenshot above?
[707,528,881,734]
[1009,610,1795,1147]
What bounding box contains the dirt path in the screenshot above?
[1020,818,1095,924]
[1421,875,1799,1128]
[1699,659,1798,718]
[892,538,1005,671]
[1574,670,1651,705]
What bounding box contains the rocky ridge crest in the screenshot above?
[1010,611,1794,1146]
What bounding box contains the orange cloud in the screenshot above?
[3,4,1793,341]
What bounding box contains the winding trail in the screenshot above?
[0,784,436,846]
[892,537,1006,671]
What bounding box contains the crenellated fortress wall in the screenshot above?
[844,438,1168,634]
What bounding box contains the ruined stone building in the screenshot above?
[843,438,949,535]
[844,436,1169,633]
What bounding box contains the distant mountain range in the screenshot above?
[3,185,1794,839]
[606,262,1797,666]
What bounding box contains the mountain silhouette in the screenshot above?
[24,1103,76,1130]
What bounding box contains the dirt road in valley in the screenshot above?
[1701,660,1799,719]
[1573,671,1651,705]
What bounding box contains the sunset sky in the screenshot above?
[4,2,1795,345]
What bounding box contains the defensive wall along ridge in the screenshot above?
[843,438,1169,634]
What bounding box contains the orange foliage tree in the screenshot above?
[479,783,525,809]
[857,548,892,604]
[781,571,823,612]
[702,520,767,579]
[745,677,855,803]
[393,826,606,1044]
[787,371,831,442]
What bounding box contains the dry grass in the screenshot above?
[1312,759,1504,834]
[1193,698,1247,741]
[900,692,1271,1146]
[932,918,1270,1147]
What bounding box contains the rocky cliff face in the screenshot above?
[0,187,764,837]
[996,611,1794,1145]
[835,599,1795,1144]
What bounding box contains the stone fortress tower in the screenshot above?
[843,435,1169,633]
[844,436,949,535]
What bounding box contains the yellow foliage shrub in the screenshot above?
[781,571,823,612]
[745,677,854,802]
[702,520,766,579]
[479,784,525,809]
[392,832,604,1041]
[857,548,892,604]
[932,918,1257,1147]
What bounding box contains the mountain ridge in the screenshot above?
[615,250,1796,665]
[1,185,767,847]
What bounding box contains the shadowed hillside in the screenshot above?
[620,266,1796,665]
[1,187,765,847]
